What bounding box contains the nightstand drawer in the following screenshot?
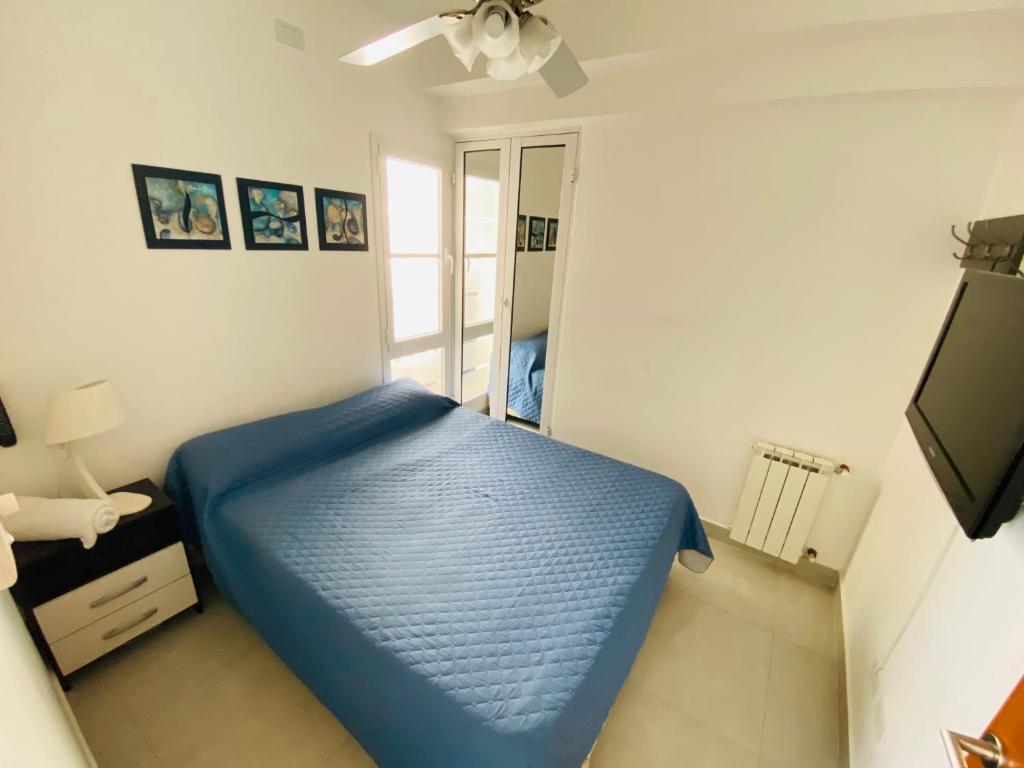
[50,575,197,675]
[34,542,189,642]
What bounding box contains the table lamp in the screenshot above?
[45,380,151,516]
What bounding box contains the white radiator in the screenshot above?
[730,440,842,564]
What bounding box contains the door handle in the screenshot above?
[943,729,1016,768]
[445,250,454,275]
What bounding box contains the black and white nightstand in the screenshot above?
[10,479,201,690]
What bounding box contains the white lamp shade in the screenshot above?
[442,14,478,71]
[483,15,562,81]
[473,1,519,59]
[45,380,125,446]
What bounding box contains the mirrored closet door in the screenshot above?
[453,140,510,411]
[454,133,579,435]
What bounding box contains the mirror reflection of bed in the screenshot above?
[506,145,564,429]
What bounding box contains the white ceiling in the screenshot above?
[354,0,1024,99]
[354,0,668,89]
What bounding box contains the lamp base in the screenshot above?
[110,491,152,516]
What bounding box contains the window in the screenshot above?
[375,143,450,395]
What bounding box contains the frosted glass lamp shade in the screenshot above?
[45,381,125,446]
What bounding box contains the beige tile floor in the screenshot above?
[67,540,842,768]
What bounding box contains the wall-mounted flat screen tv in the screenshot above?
[906,270,1024,539]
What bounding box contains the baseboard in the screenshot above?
[701,518,840,588]
[48,671,98,768]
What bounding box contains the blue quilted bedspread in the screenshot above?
[165,380,711,768]
[507,331,547,423]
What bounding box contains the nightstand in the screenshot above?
[10,479,201,690]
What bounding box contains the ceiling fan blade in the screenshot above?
[339,15,450,66]
[539,41,588,97]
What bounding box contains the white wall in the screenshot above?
[0,593,91,767]
[512,147,563,341]
[441,3,1024,568]
[842,98,1024,767]
[0,0,448,497]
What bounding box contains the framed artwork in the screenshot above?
[236,177,308,250]
[315,188,369,251]
[516,214,527,250]
[132,164,230,249]
[545,218,559,251]
[527,216,546,252]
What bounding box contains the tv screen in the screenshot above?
[907,270,1024,538]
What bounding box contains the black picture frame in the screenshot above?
[314,188,370,251]
[516,214,527,250]
[527,216,546,252]
[236,177,308,251]
[132,164,231,249]
[545,218,559,251]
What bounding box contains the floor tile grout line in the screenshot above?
[624,677,761,760]
[757,632,775,763]
[663,580,775,634]
[122,689,165,768]
[661,583,774,640]
[671,581,840,665]
[72,604,261,767]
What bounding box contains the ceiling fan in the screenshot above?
[339,0,589,97]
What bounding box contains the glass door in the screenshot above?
[373,138,452,395]
[451,133,578,434]
[454,140,511,410]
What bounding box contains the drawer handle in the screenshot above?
[101,607,158,641]
[89,576,149,609]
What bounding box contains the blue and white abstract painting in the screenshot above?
[237,178,308,250]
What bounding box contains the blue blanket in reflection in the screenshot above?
[165,380,713,768]
[507,331,547,423]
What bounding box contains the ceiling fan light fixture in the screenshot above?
[516,14,562,73]
[486,48,531,80]
[441,14,478,71]
[472,1,520,59]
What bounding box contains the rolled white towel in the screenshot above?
[0,493,18,589]
[6,496,119,549]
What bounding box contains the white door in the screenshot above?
[453,140,512,410]
[372,137,453,396]
[492,133,579,435]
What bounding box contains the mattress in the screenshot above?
[165,380,712,768]
[506,331,548,424]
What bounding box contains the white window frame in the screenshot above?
[370,134,454,395]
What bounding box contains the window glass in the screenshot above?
[386,157,440,254]
[390,257,440,340]
[391,348,445,394]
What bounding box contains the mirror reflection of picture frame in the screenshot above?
[545,218,558,251]
[527,216,546,252]
[516,214,527,250]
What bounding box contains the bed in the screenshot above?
[165,380,712,768]
[506,331,548,424]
